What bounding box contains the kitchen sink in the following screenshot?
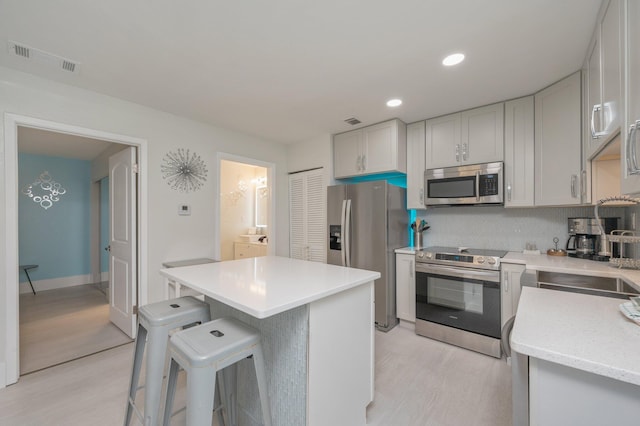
[535,271,640,299]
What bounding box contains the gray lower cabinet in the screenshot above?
[395,253,415,323]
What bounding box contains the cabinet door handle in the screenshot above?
[462,143,468,161]
[591,104,602,139]
[581,169,587,198]
[410,260,414,278]
[632,121,640,174]
[571,175,578,198]
[362,155,366,171]
[507,184,512,202]
[419,188,424,204]
[626,124,636,174]
[505,275,509,293]
[455,144,460,162]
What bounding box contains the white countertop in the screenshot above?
[511,287,640,386]
[395,247,416,255]
[503,252,640,291]
[160,256,380,319]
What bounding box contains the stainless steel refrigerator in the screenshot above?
[327,180,407,331]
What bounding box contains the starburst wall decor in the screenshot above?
[160,149,208,193]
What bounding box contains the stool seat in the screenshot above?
[163,317,272,426]
[125,296,212,426]
[170,318,260,368]
[139,296,211,327]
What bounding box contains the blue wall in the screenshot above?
[100,177,109,273]
[19,153,91,281]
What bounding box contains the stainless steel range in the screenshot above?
[415,246,507,358]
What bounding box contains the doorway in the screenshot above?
[2,114,148,387]
[216,153,276,261]
[17,128,133,374]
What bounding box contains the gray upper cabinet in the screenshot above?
[406,121,426,209]
[622,0,640,194]
[535,72,583,206]
[333,119,407,179]
[504,96,535,207]
[425,103,504,170]
[586,0,622,158]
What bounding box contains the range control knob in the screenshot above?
[476,256,485,264]
[488,258,497,265]
[425,252,433,259]
[417,252,425,259]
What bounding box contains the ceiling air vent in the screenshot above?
[344,117,361,126]
[13,43,30,58]
[8,41,79,74]
[61,60,76,72]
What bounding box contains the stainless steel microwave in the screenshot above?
[424,162,503,206]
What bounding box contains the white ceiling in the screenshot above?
[0,0,602,144]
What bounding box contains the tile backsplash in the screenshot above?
[415,205,627,252]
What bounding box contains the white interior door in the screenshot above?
[109,147,137,338]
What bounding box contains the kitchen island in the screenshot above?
[160,256,380,426]
[510,287,640,425]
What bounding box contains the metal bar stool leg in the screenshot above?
[125,324,147,426]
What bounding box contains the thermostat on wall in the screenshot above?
[178,204,191,216]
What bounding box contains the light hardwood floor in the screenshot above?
[20,284,132,374]
[0,323,511,425]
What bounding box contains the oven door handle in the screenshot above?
[415,263,500,283]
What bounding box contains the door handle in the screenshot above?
[570,175,578,198]
[361,155,366,171]
[455,144,460,162]
[419,188,424,205]
[505,275,509,293]
[462,143,468,161]
[105,245,111,252]
[409,260,414,278]
[507,184,512,202]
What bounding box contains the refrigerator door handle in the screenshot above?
[340,200,347,266]
[345,199,352,267]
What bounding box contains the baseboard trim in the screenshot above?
[19,274,94,294]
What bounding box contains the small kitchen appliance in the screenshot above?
[424,162,503,206]
[414,246,507,358]
[566,217,620,260]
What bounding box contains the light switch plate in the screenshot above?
[178,204,191,216]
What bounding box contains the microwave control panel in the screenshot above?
[479,174,499,196]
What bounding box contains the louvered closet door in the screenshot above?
[289,168,326,262]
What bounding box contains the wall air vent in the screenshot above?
[8,41,79,74]
[344,117,361,125]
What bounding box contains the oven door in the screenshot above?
[415,263,501,338]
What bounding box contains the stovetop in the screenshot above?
[415,246,508,270]
[420,246,509,258]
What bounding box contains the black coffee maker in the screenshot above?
[566,217,620,260]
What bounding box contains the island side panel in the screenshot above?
[529,358,640,425]
[205,297,308,426]
[308,281,375,426]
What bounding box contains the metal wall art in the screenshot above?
[161,148,208,193]
[22,171,67,210]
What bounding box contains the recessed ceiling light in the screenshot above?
[442,53,465,66]
[386,99,402,107]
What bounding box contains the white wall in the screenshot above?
[0,66,289,376]
[286,133,333,181]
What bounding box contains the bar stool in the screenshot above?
[163,317,272,426]
[125,296,211,426]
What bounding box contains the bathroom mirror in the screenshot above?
[255,184,268,228]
